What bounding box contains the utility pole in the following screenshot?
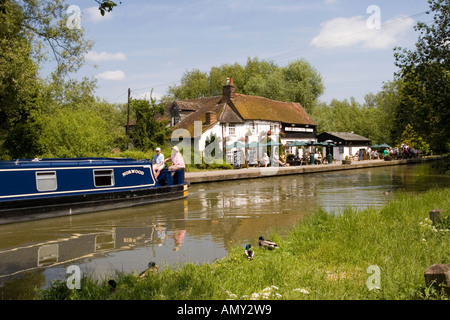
[126,88,130,149]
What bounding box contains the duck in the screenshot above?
[108,279,116,293]
[244,244,254,260]
[139,261,160,278]
[383,191,392,195]
[259,236,278,250]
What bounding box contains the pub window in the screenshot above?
[226,150,234,164]
[36,171,57,191]
[228,124,235,135]
[270,125,277,133]
[94,169,114,187]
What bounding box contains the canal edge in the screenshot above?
[185,156,444,184]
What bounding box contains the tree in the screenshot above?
[167,69,210,100]
[310,93,398,147]
[393,0,449,153]
[131,92,170,151]
[166,57,324,112]
[95,0,121,16]
[36,77,125,157]
[209,62,245,96]
[311,98,361,134]
[0,0,41,158]
[400,123,431,154]
[0,0,95,158]
[39,107,112,158]
[282,59,324,112]
[357,80,403,146]
[19,0,93,77]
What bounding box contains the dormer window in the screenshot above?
[172,116,181,126]
[170,104,181,126]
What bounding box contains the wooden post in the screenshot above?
[429,209,442,225]
[424,264,450,296]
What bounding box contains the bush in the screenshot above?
[39,108,113,158]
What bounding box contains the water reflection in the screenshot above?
[0,162,449,299]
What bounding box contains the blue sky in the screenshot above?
[64,0,431,105]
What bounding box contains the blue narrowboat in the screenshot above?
[0,158,188,224]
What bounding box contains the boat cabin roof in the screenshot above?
[0,158,149,169]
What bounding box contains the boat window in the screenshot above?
[94,169,114,187]
[36,171,57,191]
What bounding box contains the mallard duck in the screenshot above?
[259,236,278,250]
[244,244,254,260]
[108,279,116,293]
[139,261,159,278]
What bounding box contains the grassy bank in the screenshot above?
[37,188,450,300]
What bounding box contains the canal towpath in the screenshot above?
[185,157,441,184]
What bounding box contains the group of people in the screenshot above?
[262,152,286,167]
[383,144,422,159]
[290,151,325,165]
[352,144,423,161]
[151,146,185,179]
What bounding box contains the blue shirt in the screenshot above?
[152,153,164,165]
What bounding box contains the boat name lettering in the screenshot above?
[122,169,145,177]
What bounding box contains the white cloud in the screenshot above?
[310,15,415,50]
[95,70,126,81]
[85,51,127,62]
[83,6,113,23]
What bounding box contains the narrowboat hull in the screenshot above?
[0,158,188,225]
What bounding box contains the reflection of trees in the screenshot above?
[0,270,45,300]
[200,177,317,218]
[194,176,319,247]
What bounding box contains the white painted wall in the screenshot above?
[332,146,370,161]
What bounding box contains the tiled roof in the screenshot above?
[318,132,371,142]
[167,90,315,137]
[233,93,315,126]
[175,96,219,111]
[173,101,227,137]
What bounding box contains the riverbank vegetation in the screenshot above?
[36,187,450,300]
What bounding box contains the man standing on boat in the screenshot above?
[152,147,165,179]
[165,146,185,171]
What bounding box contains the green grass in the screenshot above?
[36,188,450,300]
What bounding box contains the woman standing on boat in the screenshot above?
[165,146,185,171]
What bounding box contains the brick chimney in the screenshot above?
[222,77,236,102]
[205,111,216,125]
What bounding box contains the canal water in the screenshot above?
[0,161,449,299]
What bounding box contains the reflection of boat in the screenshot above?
[0,226,156,278]
[0,158,188,224]
[38,244,59,267]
